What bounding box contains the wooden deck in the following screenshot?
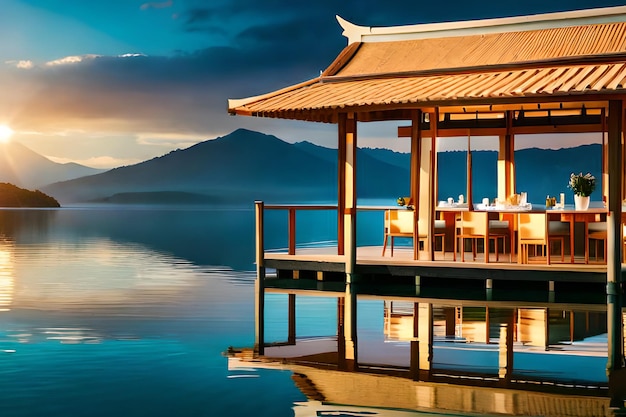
[264,245,611,283]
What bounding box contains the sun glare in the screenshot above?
[0,125,13,143]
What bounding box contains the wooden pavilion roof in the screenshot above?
[228,6,626,123]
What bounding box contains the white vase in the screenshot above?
[574,194,590,211]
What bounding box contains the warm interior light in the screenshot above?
[0,125,13,143]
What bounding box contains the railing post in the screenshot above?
[288,208,296,255]
[254,200,265,355]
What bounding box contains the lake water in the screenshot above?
[0,206,614,416]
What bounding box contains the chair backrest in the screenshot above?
[518,213,547,241]
[385,210,415,235]
[459,211,488,235]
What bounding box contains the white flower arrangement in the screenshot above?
[568,172,596,197]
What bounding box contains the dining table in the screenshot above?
[546,206,607,264]
[437,202,609,264]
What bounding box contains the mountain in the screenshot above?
[42,129,411,204]
[0,182,59,207]
[41,128,603,206]
[0,141,105,189]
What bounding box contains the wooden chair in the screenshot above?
[518,213,565,264]
[382,210,447,258]
[587,222,607,264]
[434,219,447,257]
[548,220,569,263]
[455,211,502,262]
[488,214,512,262]
[382,209,426,257]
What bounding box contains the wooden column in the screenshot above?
[498,127,515,201]
[254,200,265,355]
[410,110,422,260]
[606,100,625,406]
[429,110,438,260]
[602,109,609,204]
[444,307,455,337]
[339,112,359,370]
[466,133,473,210]
[337,116,347,256]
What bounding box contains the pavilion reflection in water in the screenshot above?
[228,277,624,416]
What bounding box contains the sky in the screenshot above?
[0,0,623,169]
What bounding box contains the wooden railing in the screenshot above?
[255,201,339,256]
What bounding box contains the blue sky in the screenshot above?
[0,0,623,168]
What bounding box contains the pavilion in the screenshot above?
[228,6,626,405]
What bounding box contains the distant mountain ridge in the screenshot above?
[42,129,412,204]
[0,141,105,189]
[40,129,603,206]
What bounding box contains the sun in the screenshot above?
[0,125,13,143]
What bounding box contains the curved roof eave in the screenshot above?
[336,6,626,44]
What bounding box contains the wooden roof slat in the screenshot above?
[230,12,626,121]
[559,66,598,91]
[605,64,626,89]
[590,64,624,90]
[542,66,579,92]
[337,22,626,77]
[573,64,609,91]
[231,62,626,120]
[530,67,569,94]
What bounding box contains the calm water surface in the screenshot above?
[0,206,612,416]
[0,206,357,417]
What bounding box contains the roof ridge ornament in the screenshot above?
[336,15,371,45]
[337,6,626,44]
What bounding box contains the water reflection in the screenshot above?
[0,241,14,312]
[230,277,626,416]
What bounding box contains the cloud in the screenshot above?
[45,54,99,67]
[135,132,203,149]
[140,0,173,11]
[5,60,33,69]
[47,155,143,169]
[4,0,618,169]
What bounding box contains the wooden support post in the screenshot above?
[339,112,359,371]
[410,110,422,260]
[549,280,555,303]
[429,109,438,261]
[342,112,358,279]
[498,128,515,202]
[606,100,626,407]
[288,208,296,255]
[254,201,265,355]
[288,293,296,345]
[467,132,473,210]
[445,307,455,337]
[338,116,347,256]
